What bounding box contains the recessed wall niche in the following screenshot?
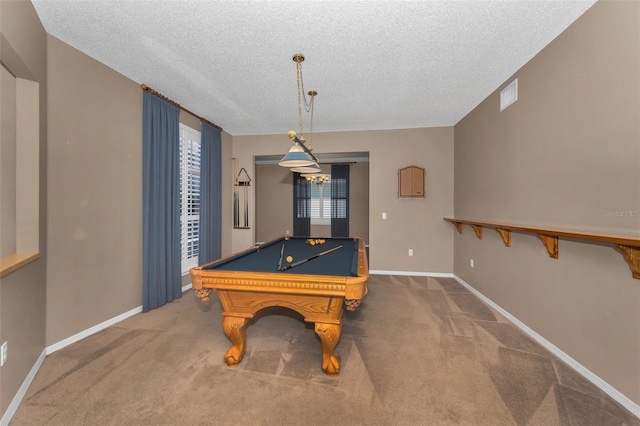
[0,61,40,277]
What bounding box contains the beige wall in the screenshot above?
[255,164,293,242]
[46,35,234,346]
[233,128,454,272]
[0,0,47,417]
[220,132,234,256]
[348,161,370,242]
[46,35,144,345]
[255,161,370,243]
[454,0,640,404]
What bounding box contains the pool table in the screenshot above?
[190,236,368,375]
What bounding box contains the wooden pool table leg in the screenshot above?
[222,316,247,367]
[315,322,342,375]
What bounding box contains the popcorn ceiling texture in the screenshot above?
[32,0,596,135]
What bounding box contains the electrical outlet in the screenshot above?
[382,212,387,220]
[408,249,413,256]
[470,259,474,268]
[1,341,7,366]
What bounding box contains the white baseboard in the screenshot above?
[46,305,143,355]
[370,270,455,278]
[4,276,637,423]
[0,349,46,426]
[47,284,193,355]
[369,269,639,417]
[452,275,640,419]
[2,285,196,425]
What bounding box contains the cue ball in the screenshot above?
[286,255,293,263]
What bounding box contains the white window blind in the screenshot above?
[310,180,331,225]
[179,124,201,273]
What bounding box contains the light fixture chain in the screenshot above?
[296,59,316,149]
[296,61,305,137]
[297,60,313,113]
[308,94,314,149]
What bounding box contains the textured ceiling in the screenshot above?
[32,0,597,136]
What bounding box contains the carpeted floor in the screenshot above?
[10,275,639,425]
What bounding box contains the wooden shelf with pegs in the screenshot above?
[444,217,640,279]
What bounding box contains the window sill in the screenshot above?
[0,252,40,278]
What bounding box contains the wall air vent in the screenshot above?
[500,78,518,111]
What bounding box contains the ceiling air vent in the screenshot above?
[500,78,518,111]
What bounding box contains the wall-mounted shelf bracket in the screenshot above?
[470,224,483,239]
[496,228,511,247]
[536,234,559,259]
[616,244,640,279]
[453,222,463,234]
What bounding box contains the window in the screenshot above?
[309,173,349,226]
[310,180,332,225]
[179,124,201,273]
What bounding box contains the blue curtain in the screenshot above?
[142,93,182,312]
[293,172,311,236]
[199,123,222,264]
[331,164,350,237]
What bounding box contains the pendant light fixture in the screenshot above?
[279,54,321,169]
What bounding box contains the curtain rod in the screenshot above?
[141,84,223,132]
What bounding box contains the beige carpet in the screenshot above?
[10,275,639,425]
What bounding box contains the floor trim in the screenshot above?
[45,305,143,355]
[46,284,193,355]
[452,274,640,419]
[1,284,196,425]
[372,270,639,417]
[4,276,638,422]
[0,349,46,426]
[371,270,640,417]
[370,270,453,277]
